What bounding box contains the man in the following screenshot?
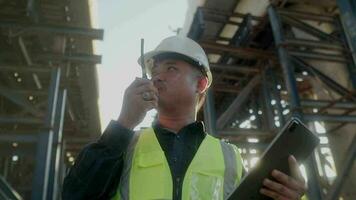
[62,36,307,200]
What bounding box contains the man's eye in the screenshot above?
[168,66,177,71]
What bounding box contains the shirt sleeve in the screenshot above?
[62,120,134,200]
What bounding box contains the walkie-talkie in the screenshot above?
[140,38,147,79]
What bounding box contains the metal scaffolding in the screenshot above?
[0,0,103,199]
[189,0,356,199]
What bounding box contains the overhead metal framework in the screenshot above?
[187,0,356,199]
[0,0,103,199]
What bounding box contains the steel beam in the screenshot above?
[325,135,356,200]
[3,158,9,180]
[283,39,345,51]
[0,21,104,40]
[200,41,277,61]
[281,0,336,7]
[277,8,335,22]
[0,86,43,117]
[213,84,240,93]
[200,7,263,21]
[4,89,47,96]
[0,176,22,200]
[15,100,47,117]
[337,0,356,89]
[268,5,302,118]
[251,95,262,129]
[0,133,37,143]
[0,52,107,65]
[281,15,341,43]
[203,88,217,135]
[32,67,61,200]
[204,17,241,26]
[293,57,356,101]
[58,141,66,193]
[47,89,67,200]
[288,50,348,63]
[217,74,261,129]
[18,37,33,65]
[0,65,51,73]
[26,0,40,23]
[338,18,356,89]
[0,116,42,124]
[261,69,275,130]
[301,99,356,109]
[217,12,253,65]
[231,14,253,47]
[0,147,36,157]
[210,64,260,73]
[18,36,43,90]
[216,74,243,81]
[304,114,356,123]
[188,7,205,40]
[268,6,323,199]
[269,69,285,125]
[37,53,102,64]
[304,153,325,200]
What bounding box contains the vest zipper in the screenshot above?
[175,177,180,199]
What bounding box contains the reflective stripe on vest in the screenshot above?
[112,128,243,200]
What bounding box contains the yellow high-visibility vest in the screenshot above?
[112,127,243,200]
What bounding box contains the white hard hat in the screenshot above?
[138,36,212,87]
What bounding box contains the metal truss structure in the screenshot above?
[0,0,103,199]
[189,0,356,199]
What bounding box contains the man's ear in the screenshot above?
[197,76,209,94]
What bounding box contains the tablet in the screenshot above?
[227,118,320,200]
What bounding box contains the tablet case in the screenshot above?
[227,118,320,200]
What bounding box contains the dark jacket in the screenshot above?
[62,120,208,200]
[62,121,134,200]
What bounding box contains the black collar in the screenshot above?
[152,121,206,135]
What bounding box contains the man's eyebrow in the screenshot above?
[151,60,177,72]
[163,61,177,65]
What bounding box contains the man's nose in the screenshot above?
[151,72,164,83]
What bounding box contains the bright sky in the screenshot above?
[94,0,188,130]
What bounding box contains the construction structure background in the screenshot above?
[0,0,355,200]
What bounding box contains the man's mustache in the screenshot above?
[153,80,166,89]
